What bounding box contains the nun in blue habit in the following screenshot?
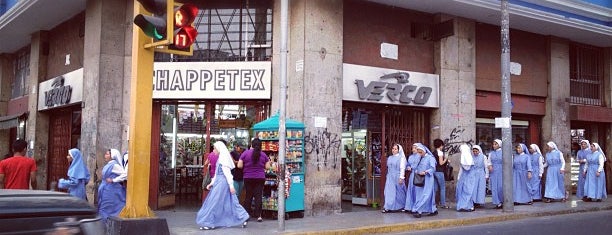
[97,149,127,222]
[382,143,407,212]
[576,140,591,199]
[410,144,437,218]
[486,139,504,208]
[58,148,90,200]
[470,145,488,207]
[543,141,566,202]
[196,141,249,230]
[527,144,544,201]
[403,143,420,212]
[583,143,607,202]
[513,143,533,205]
[455,144,476,212]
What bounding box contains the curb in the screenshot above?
[284,205,612,235]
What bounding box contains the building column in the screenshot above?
[26,31,50,189]
[604,48,612,191]
[0,55,12,151]
[81,0,130,202]
[542,37,571,193]
[272,0,343,216]
[431,16,477,201]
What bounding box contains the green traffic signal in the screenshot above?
[134,14,166,40]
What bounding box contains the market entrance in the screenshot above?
[151,101,270,209]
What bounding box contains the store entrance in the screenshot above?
[154,101,270,209]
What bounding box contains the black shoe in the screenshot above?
[458,208,474,212]
[381,209,387,213]
[596,199,602,202]
[200,227,214,230]
[427,211,438,216]
[533,199,542,202]
[582,197,591,202]
[242,221,248,228]
[413,213,422,218]
[495,204,503,209]
[545,199,552,203]
[474,203,483,208]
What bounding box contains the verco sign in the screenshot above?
[38,68,83,111]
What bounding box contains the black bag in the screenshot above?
[413,157,425,187]
[413,173,425,187]
[444,165,454,181]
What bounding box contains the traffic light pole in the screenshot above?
[277,0,289,231]
[120,3,156,218]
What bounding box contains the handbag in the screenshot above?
[413,157,425,187]
[444,164,454,181]
[201,165,212,190]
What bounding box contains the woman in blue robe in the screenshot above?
[58,148,90,200]
[196,141,249,230]
[527,144,544,201]
[583,143,607,202]
[487,139,504,208]
[456,144,476,212]
[513,143,533,205]
[576,140,591,199]
[410,144,437,218]
[382,143,406,212]
[544,141,566,203]
[403,144,420,212]
[97,149,127,222]
[470,145,487,207]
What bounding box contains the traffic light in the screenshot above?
[133,0,172,41]
[171,4,198,49]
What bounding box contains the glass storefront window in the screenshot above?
[475,118,529,155]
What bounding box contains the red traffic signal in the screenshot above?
[172,4,198,49]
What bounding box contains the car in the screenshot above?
[0,189,104,235]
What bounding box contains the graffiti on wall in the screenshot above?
[442,127,473,156]
[304,128,342,171]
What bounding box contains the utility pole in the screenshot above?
[277,0,289,231]
[500,0,514,212]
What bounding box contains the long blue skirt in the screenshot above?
[196,172,249,228]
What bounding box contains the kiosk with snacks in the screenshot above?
[252,113,305,218]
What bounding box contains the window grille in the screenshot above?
[569,43,604,106]
[156,0,273,62]
[11,48,30,99]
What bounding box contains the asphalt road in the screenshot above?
[386,210,612,235]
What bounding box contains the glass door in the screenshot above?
[340,130,369,205]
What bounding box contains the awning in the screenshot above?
[0,112,27,130]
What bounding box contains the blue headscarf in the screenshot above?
[415,143,433,156]
[67,148,90,181]
[517,143,529,155]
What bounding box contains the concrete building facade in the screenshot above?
[0,0,610,216]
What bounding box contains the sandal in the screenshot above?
[257,217,263,222]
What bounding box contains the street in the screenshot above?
[387,210,612,235]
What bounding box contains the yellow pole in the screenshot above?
[119,2,155,218]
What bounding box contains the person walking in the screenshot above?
[583,142,607,202]
[432,139,449,209]
[455,144,475,212]
[403,143,420,212]
[382,143,406,213]
[97,149,127,222]
[527,144,544,201]
[513,143,533,205]
[230,143,245,199]
[202,144,219,202]
[486,139,503,209]
[238,138,270,222]
[470,145,488,208]
[0,139,37,189]
[58,148,90,200]
[409,144,437,218]
[196,141,249,230]
[576,140,591,200]
[543,141,566,203]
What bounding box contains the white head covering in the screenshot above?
[396,144,406,159]
[472,145,484,157]
[494,139,502,148]
[580,140,590,149]
[592,143,606,159]
[460,144,473,166]
[547,141,559,152]
[214,141,235,169]
[110,149,124,168]
[529,144,542,156]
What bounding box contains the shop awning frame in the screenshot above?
[0,112,28,130]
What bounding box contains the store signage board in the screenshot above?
[38,68,83,111]
[153,61,272,99]
[342,63,439,108]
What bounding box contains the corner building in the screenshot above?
[0,0,609,216]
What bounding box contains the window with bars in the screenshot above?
[11,48,30,99]
[569,43,605,106]
[156,0,273,62]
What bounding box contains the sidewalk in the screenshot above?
[156,198,612,235]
